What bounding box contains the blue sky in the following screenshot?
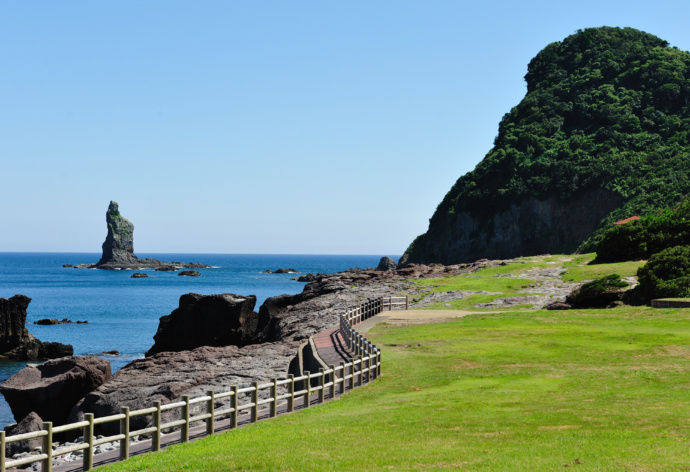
[2,1,690,255]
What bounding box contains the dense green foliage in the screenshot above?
[636,245,690,298]
[595,197,690,262]
[406,26,690,262]
[565,273,628,307]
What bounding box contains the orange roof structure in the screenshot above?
[613,216,640,225]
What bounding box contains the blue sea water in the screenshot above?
[0,252,397,428]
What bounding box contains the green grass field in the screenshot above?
[103,307,690,471]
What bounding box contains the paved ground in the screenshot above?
[356,309,472,332]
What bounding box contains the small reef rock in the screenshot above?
[294,273,320,282]
[0,295,73,360]
[34,318,87,325]
[178,270,201,277]
[155,265,177,272]
[69,201,211,271]
[263,268,300,274]
[0,356,111,425]
[146,293,270,356]
[130,273,149,278]
[4,412,43,457]
[376,257,397,271]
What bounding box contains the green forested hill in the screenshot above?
[401,27,690,266]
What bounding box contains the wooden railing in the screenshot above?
[0,296,408,472]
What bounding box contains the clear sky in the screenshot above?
[2,0,690,255]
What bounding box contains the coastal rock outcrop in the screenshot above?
[0,295,73,360]
[0,356,112,425]
[177,270,201,277]
[376,257,397,271]
[4,412,43,457]
[145,293,271,356]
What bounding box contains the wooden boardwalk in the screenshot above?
[51,317,384,472]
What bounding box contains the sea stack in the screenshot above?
[98,201,138,266]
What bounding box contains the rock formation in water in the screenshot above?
[0,356,111,425]
[0,295,73,360]
[145,293,271,356]
[98,201,137,266]
[401,27,690,265]
[70,201,211,270]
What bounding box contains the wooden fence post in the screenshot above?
[340,361,346,393]
[288,374,295,413]
[406,295,409,310]
[350,357,355,390]
[270,379,277,418]
[207,390,215,436]
[0,431,5,472]
[378,350,382,376]
[329,364,336,399]
[83,413,94,471]
[42,421,53,472]
[231,386,238,429]
[182,395,190,443]
[120,406,130,460]
[358,356,364,386]
[153,401,161,452]
[319,369,325,403]
[304,371,311,409]
[251,382,259,423]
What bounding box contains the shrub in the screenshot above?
[636,246,690,298]
[566,274,629,308]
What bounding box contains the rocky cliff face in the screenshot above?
[98,201,137,266]
[0,295,73,360]
[400,188,623,265]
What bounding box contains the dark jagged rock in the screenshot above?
[34,318,87,325]
[376,257,397,271]
[546,301,573,310]
[145,293,271,356]
[62,264,74,268]
[265,268,299,274]
[71,201,211,271]
[0,295,73,360]
[296,273,320,282]
[4,412,43,457]
[131,273,149,278]
[178,270,201,277]
[0,356,111,425]
[102,350,119,356]
[155,266,178,272]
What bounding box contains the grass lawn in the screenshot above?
[561,254,646,283]
[103,307,690,471]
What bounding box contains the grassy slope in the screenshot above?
[103,307,690,472]
[411,254,647,310]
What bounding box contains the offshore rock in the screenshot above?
[177,270,201,277]
[0,295,73,360]
[98,201,137,266]
[72,201,211,270]
[145,293,270,356]
[0,356,111,425]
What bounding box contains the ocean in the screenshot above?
[0,252,397,428]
